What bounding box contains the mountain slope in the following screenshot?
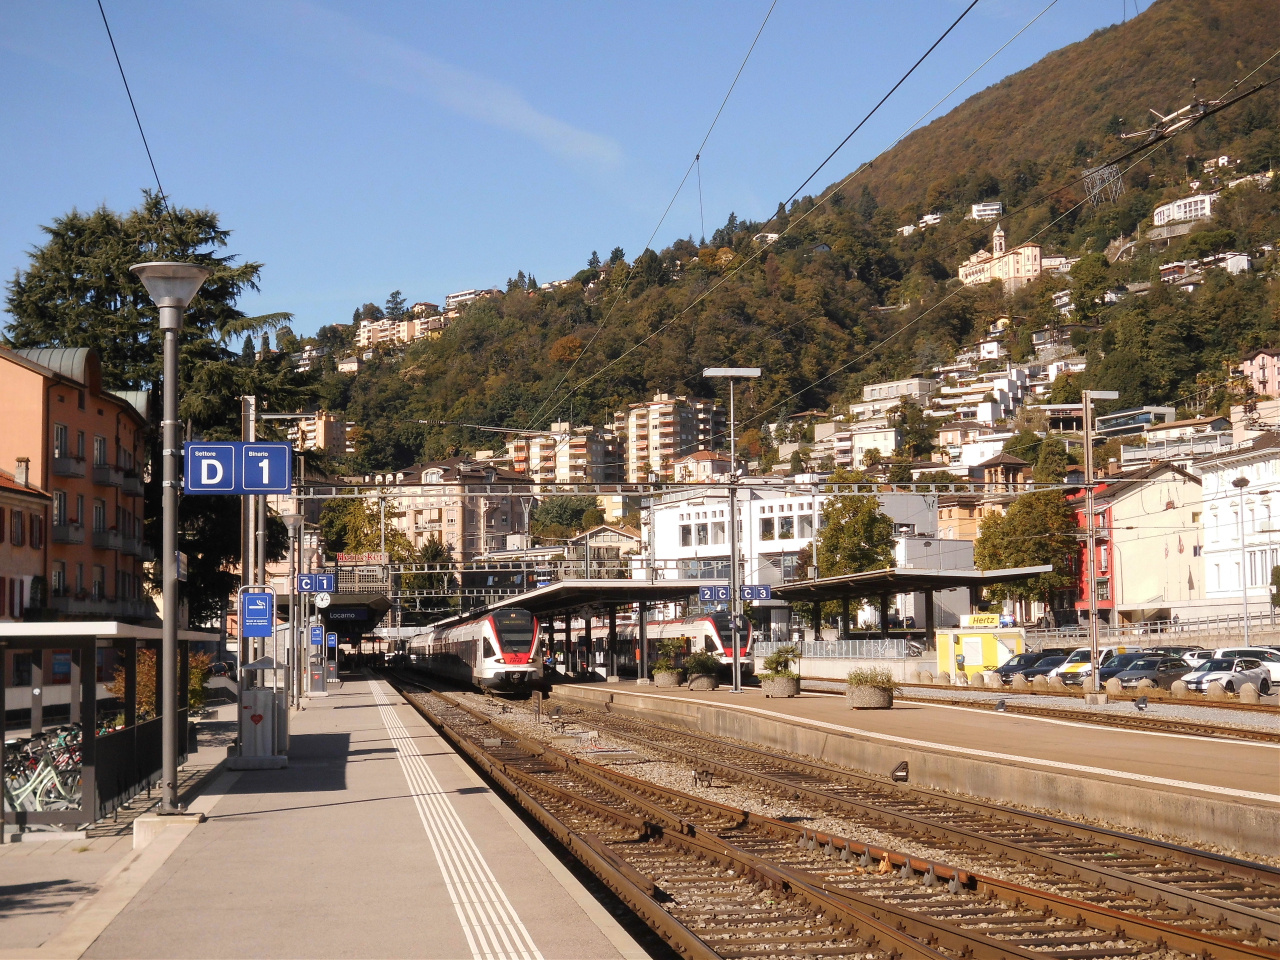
[854,0,1280,214]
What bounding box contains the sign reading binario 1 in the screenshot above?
[183,442,293,495]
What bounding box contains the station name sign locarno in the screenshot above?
[332,552,389,565]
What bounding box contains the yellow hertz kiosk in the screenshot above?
[937,614,1024,678]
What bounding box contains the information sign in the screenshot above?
[241,592,275,638]
[297,573,336,593]
[183,442,293,495]
[741,585,772,601]
[310,625,324,646]
[326,632,338,649]
[698,585,731,602]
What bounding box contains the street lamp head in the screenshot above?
[281,513,305,533]
[703,367,762,379]
[1232,476,1250,489]
[1084,390,1120,401]
[130,262,211,311]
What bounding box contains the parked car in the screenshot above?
[994,652,1055,683]
[1048,646,1136,685]
[1182,649,1215,666]
[1097,651,1149,684]
[1144,644,1204,658]
[1115,655,1196,689]
[1019,655,1068,680]
[1180,658,1272,695]
[1211,647,1280,682]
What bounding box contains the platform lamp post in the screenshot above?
[281,514,305,706]
[703,367,761,694]
[1081,388,1119,693]
[130,262,211,814]
[1233,476,1251,645]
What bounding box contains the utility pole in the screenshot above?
[1082,389,1118,692]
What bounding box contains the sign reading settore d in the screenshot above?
[184,442,293,495]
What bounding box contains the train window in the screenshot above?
[483,639,496,659]
[704,635,716,653]
[492,609,535,652]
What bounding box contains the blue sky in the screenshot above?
[1,1,1140,337]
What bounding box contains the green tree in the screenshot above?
[608,247,625,265]
[1033,436,1071,483]
[974,491,1077,608]
[385,290,407,319]
[1069,253,1111,321]
[891,398,935,458]
[530,496,601,540]
[815,470,897,576]
[3,192,301,624]
[588,250,601,269]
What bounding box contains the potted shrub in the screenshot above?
[683,650,721,690]
[652,638,684,688]
[760,644,801,698]
[846,667,897,709]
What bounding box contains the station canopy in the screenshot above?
[773,565,1053,603]
[431,578,709,628]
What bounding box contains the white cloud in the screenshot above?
[287,2,622,168]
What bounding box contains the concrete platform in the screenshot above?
[77,676,641,959]
[549,682,1280,857]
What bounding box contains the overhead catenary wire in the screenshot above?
[95,0,182,242]
[536,0,1061,429]
[521,0,778,432]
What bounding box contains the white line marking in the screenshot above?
[623,691,1280,805]
[371,680,543,960]
[803,691,1280,748]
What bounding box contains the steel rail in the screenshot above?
[387,673,1277,959]
[573,706,1280,941]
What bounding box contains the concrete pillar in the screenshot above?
[924,588,936,654]
[607,604,618,678]
[638,602,649,681]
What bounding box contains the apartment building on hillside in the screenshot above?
[507,423,623,484]
[848,377,936,421]
[0,347,152,621]
[289,412,355,457]
[614,394,725,482]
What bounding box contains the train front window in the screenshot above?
[493,609,536,653]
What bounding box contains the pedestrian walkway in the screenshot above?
[54,676,641,959]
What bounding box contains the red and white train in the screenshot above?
[614,611,753,677]
[405,608,543,689]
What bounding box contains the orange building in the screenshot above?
[0,459,50,620]
[0,347,152,621]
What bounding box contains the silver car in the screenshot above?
[1212,647,1280,682]
[1180,657,1272,695]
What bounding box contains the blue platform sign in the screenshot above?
[698,585,731,603]
[741,585,772,601]
[310,625,324,646]
[298,573,336,593]
[241,592,274,638]
[326,632,338,649]
[183,442,293,495]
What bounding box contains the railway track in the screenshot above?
[536,697,1280,944]
[383,672,1278,960]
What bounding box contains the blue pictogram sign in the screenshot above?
[241,592,275,638]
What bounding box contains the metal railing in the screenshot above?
[1026,610,1280,648]
[755,638,909,660]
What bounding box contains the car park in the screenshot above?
[1144,644,1203,659]
[1211,647,1280,682]
[1019,655,1068,680]
[1097,652,1148,683]
[1180,658,1271,695]
[994,652,1054,683]
[1048,646,1135,685]
[1114,655,1195,689]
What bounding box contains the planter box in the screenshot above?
[687,673,719,691]
[847,686,894,709]
[653,671,683,688]
[762,676,799,698]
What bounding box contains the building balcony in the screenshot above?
[122,472,144,497]
[93,464,124,487]
[53,456,86,478]
[92,529,121,551]
[53,522,85,544]
[48,595,155,621]
[121,536,141,556]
